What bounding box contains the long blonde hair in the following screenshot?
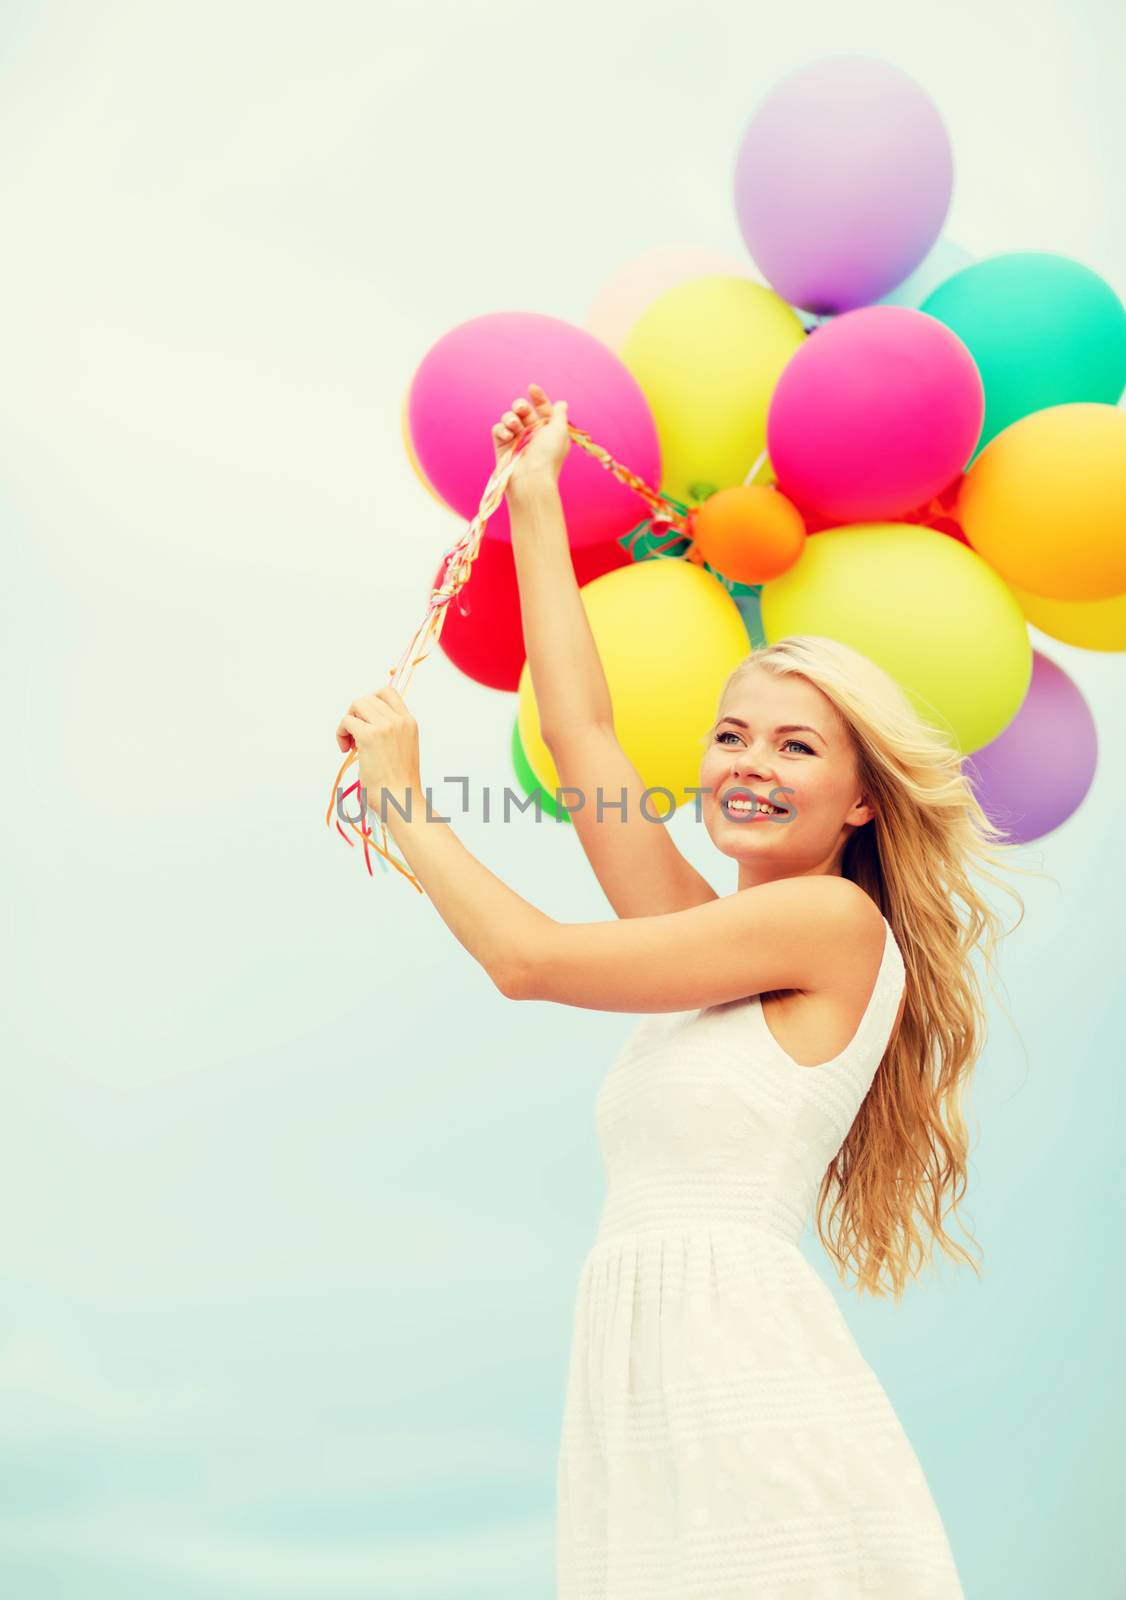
[716,634,1048,1303]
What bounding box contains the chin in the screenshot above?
[710,822,785,855]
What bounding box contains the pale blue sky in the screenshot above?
[2,1,1124,1595]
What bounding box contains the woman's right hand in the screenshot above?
[493,381,571,502]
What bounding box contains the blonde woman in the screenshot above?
[335,383,1029,1598]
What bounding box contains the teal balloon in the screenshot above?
[731,584,766,647]
[876,237,973,308]
[920,251,1126,458]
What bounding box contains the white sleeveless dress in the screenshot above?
[556,915,964,1599]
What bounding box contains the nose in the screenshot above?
[719,761,774,805]
[730,745,772,782]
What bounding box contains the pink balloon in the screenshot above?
[585,245,755,351]
[766,306,984,522]
[408,311,661,549]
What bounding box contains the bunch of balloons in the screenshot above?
[401,54,1125,848]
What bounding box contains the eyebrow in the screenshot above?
[713,717,826,744]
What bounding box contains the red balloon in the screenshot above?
[926,515,970,546]
[434,535,631,690]
[792,471,971,544]
[787,494,839,535]
[907,472,971,545]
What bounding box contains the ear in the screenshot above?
[846,794,876,828]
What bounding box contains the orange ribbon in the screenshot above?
[326,417,693,890]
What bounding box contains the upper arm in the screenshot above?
[509,874,882,1013]
[543,721,718,918]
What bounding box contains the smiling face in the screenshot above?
[700,665,875,889]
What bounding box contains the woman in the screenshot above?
[336,384,1030,1598]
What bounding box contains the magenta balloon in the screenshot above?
[963,652,1097,844]
[408,311,661,549]
[767,306,983,522]
[733,57,953,314]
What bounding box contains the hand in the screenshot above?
[336,685,421,815]
[493,381,571,503]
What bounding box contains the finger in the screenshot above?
[345,697,392,733]
[360,689,401,713]
[528,381,552,418]
[493,411,520,446]
[337,714,364,751]
[336,711,363,749]
[375,684,410,712]
[512,400,537,435]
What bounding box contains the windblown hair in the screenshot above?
[715,634,1048,1303]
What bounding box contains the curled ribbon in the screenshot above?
[326,417,704,889]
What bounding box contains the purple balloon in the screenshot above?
[733,56,954,314]
[963,652,1097,844]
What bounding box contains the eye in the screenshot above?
[714,731,813,754]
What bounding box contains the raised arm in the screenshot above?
[365,758,882,1014]
[506,471,613,738]
[500,386,717,918]
[507,872,883,1013]
[538,718,719,917]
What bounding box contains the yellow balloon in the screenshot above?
[518,560,751,808]
[958,402,1126,602]
[620,275,804,507]
[760,524,1032,754]
[401,385,451,511]
[1012,583,1126,652]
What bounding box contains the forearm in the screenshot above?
[377,781,552,992]
[507,479,614,742]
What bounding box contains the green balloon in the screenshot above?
[510,717,570,824]
[920,251,1126,459]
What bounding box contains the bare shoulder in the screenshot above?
[753,875,886,994]
[755,873,881,935]
[811,877,887,990]
[735,874,886,999]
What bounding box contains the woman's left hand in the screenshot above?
[336,685,422,814]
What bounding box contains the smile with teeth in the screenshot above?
[726,797,785,816]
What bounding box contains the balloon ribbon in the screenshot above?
[325,417,707,890]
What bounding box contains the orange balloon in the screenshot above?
[401,386,451,511]
[957,402,1126,601]
[691,485,806,584]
